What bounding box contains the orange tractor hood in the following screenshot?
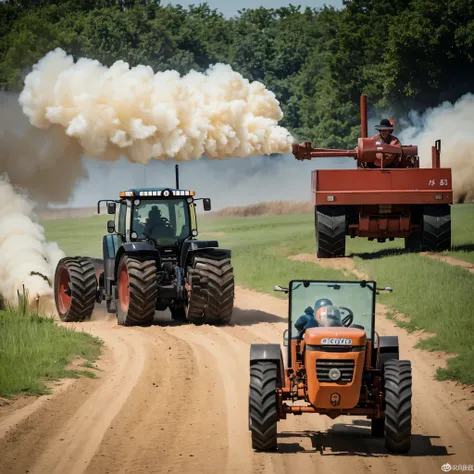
[304,327,367,346]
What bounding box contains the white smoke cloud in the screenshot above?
[18,48,294,164]
[0,175,65,312]
[398,93,474,203]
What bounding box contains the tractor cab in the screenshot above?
[104,188,210,247]
[276,280,378,372]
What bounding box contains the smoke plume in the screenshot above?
[398,93,474,203]
[0,175,65,313]
[19,48,294,163]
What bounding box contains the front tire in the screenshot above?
[421,204,451,252]
[116,255,158,326]
[315,205,347,258]
[383,359,412,454]
[186,251,234,325]
[54,257,97,322]
[249,361,278,451]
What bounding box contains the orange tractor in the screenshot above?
[248,279,412,454]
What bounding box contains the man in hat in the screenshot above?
[369,118,401,168]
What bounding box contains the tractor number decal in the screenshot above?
[330,393,341,406]
[322,338,352,345]
[428,179,449,186]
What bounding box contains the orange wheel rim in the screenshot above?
[118,263,130,313]
[58,267,71,314]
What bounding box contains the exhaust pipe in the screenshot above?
[360,95,368,138]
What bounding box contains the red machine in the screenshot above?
[292,95,453,258]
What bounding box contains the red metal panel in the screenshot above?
[355,215,412,238]
[315,191,452,205]
[360,216,369,232]
[312,168,453,205]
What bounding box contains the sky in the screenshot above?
[163,0,344,17]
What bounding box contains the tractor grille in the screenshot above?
[316,359,355,383]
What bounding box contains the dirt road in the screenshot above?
[1,287,473,474]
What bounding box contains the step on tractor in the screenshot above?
[54,165,234,326]
[248,279,412,454]
[292,95,453,258]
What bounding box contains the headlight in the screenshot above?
[328,368,341,381]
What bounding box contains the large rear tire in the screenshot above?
[421,204,451,252]
[186,251,234,325]
[315,205,347,258]
[383,359,412,454]
[116,255,158,326]
[249,361,278,451]
[54,257,97,322]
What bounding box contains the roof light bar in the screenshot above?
[137,190,196,197]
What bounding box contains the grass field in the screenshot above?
[0,290,102,398]
[40,202,474,385]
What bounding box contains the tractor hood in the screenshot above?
[304,327,366,346]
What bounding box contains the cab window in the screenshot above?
[118,202,127,235]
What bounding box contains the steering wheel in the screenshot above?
[338,306,354,327]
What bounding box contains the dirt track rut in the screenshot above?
[1,287,473,474]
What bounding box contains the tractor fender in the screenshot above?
[181,239,229,267]
[102,235,117,283]
[376,335,399,352]
[113,242,161,279]
[374,335,399,369]
[250,344,285,386]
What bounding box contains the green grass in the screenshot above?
[40,203,474,385]
[44,215,109,258]
[0,290,103,398]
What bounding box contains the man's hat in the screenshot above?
[375,118,394,131]
[304,306,314,315]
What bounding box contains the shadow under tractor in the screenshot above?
[54,165,234,326]
[292,94,453,258]
[248,279,412,454]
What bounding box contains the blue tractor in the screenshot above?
[53,165,234,326]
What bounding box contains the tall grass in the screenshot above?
[0,287,102,398]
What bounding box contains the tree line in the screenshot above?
[2,0,474,148]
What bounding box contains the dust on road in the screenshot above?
[0,287,473,474]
